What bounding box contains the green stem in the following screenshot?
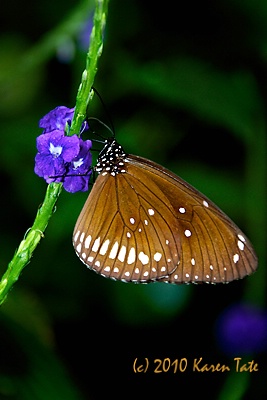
[0,183,62,306]
[69,0,109,136]
[0,0,109,306]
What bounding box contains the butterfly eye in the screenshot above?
[73,138,257,284]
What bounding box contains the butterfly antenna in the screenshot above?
[88,117,115,138]
[89,86,115,136]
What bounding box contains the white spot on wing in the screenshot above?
[179,207,186,213]
[109,242,119,259]
[76,243,81,253]
[233,253,239,263]
[148,209,155,215]
[85,235,92,249]
[127,247,136,264]
[184,229,192,237]
[92,237,101,252]
[80,232,85,243]
[138,251,149,265]
[238,240,245,251]
[130,218,135,225]
[118,245,127,262]
[74,231,80,243]
[154,252,162,262]
[238,234,246,242]
[203,200,209,207]
[99,239,110,255]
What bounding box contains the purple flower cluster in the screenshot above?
[34,106,92,193]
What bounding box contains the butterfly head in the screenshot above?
[95,138,128,176]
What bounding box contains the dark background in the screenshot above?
[0,0,266,399]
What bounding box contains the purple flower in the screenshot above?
[39,106,89,134]
[34,130,80,183]
[39,106,75,133]
[63,139,93,193]
[35,107,92,193]
[216,303,267,355]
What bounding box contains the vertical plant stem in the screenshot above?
[0,184,62,305]
[69,0,109,136]
[0,0,109,306]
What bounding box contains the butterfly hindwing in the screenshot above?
[128,155,257,283]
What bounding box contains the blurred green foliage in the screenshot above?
[0,0,266,399]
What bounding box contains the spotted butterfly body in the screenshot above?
[73,138,257,284]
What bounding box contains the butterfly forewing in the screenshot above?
[73,139,258,284]
[73,169,180,281]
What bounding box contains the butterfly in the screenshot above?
[73,137,258,284]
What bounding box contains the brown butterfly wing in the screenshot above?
[73,165,181,282]
[73,154,257,283]
[128,155,257,283]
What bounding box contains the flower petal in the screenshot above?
[36,130,65,154]
[63,175,90,193]
[61,134,80,162]
[34,153,66,179]
[39,106,75,133]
